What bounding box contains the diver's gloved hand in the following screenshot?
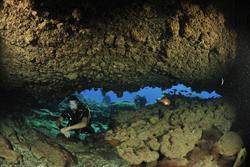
[60,127,71,138]
[63,131,70,138]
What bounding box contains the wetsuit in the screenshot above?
[60,104,94,134]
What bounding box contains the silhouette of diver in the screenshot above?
[56,96,94,139]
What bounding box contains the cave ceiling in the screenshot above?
[0,0,242,101]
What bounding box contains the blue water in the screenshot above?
[80,83,222,105]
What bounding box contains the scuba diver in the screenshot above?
[56,96,93,139]
[134,95,147,108]
[102,95,111,105]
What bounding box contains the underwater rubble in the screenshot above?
[105,96,246,167]
[0,96,246,167]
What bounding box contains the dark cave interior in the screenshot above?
[1,0,250,166]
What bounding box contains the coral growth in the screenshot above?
[214,131,243,156]
[160,127,202,159]
[105,97,243,166]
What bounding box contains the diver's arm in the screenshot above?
[63,117,88,131]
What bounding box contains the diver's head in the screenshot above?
[69,100,78,110]
[68,96,79,110]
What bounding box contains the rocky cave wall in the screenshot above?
[216,0,250,151]
[0,0,237,101]
[1,0,250,164]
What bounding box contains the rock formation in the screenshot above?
[0,0,236,101]
[105,97,241,165]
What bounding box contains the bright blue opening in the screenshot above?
[80,83,222,105]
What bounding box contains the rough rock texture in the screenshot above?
[169,99,236,133]
[160,127,202,159]
[31,140,76,167]
[0,0,236,100]
[214,131,243,156]
[0,113,130,167]
[105,97,241,165]
[0,134,20,163]
[193,156,219,167]
[116,139,160,165]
